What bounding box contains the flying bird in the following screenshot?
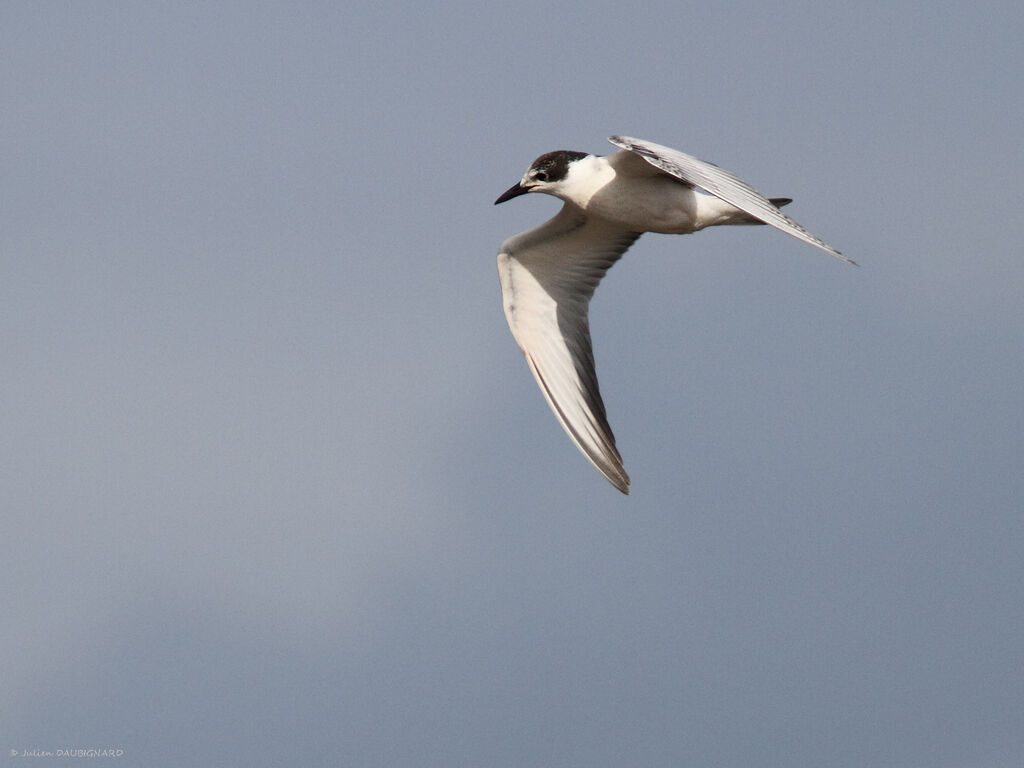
[495,135,853,494]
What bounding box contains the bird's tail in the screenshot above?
[695,195,794,228]
[728,197,793,225]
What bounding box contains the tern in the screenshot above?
[495,135,852,494]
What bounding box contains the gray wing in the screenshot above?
[498,204,640,494]
[608,135,855,265]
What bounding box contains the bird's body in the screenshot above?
[518,149,735,234]
[495,136,851,494]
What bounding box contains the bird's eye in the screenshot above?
[534,171,548,182]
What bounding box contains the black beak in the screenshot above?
[494,181,531,205]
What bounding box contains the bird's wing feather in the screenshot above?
[608,135,854,265]
[497,204,640,494]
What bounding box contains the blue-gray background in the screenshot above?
[3,2,1022,766]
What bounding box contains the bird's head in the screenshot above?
[494,150,589,204]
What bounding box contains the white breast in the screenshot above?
[584,169,701,234]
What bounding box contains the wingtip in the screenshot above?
[607,468,631,495]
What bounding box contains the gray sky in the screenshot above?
[3,2,1023,766]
